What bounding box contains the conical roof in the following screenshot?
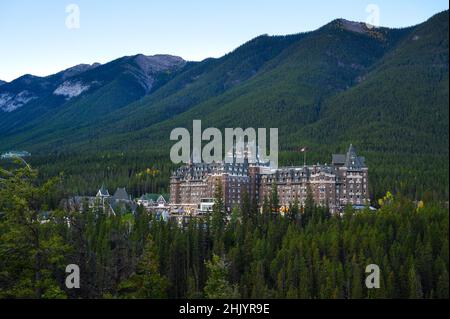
[97,184,110,197]
[113,187,130,201]
[344,144,365,169]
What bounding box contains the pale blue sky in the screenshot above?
[0,0,448,81]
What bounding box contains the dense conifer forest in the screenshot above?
[0,162,448,299]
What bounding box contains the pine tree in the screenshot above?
[270,183,279,214]
[435,269,449,299]
[289,198,300,224]
[350,259,363,299]
[303,185,315,226]
[211,181,226,255]
[251,261,268,298]
[204,255,239,299]
[0,161,68,298]
[408,263,423,299]
[118,235,168,298]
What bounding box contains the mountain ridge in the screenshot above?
[0,54,187,134]
[0,11,448,200]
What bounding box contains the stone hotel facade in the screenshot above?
[170,145,369,214]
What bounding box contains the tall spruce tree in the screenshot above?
[0,160,68,298]
[118,235,168,298]
[204,254,239,299]
[211,181,226,255]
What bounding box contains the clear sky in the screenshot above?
[0,0,448,82]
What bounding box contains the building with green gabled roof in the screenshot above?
[137,193,169,211]
[139,193,160,202]
[96,184,110,198]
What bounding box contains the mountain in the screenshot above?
[0,11,448,200]
[0,55,185,134]
[0,35,305,149]
[0,63,99,113]
[0,22,408,151]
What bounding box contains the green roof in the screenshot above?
[140,193,160,201]
[140,193,170,203]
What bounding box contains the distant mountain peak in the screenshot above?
[337,19,370,33]
[128,54,186,93]
[61,63,100,80]
[323,18,389,41]
[132,54,186,73]
[16,74,41,83]
[0,53,188,113]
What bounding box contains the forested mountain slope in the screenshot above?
[0,11,447,200]
[0,54,186,137]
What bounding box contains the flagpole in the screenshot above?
[303,150,306,167]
